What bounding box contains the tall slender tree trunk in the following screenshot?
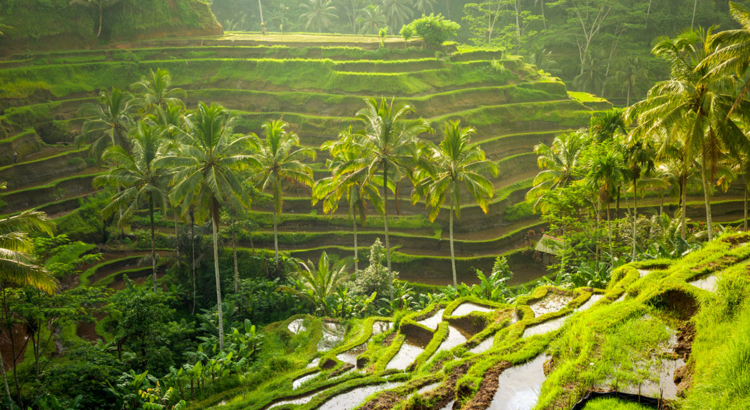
[691,0,698,29]
[645,0,652,28]
[382,162,393,301]
[449,203,457,288]
[745,183,748,231]
[174,212,181,270]
[632,179,638,260]
[681,176,688,240]
[353,217,359,272]
[606,201,613,260]
[660,188,664,216]
[232,216,239,293]
[273,209,279,271]
[211,204,225,350]
[514,0,522,52]
[258,0,264,25]
[540,0,547,29]
[149,196,157,292]
[190,211,196,315]
[97,4,103,38]
[700,163,714,241]
[0,351,11,408]
[595,200,601,267]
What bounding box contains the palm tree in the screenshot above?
[357,6,387,35]
[584,143,626,258]
[628,28,749,241]
[526,130,586,211]
[615,56,648,107]
[130,68,187,115]
[278,252,350,317]
[0,183,56,402]
[381,0,413,32]
[249,120,315,271]
[412,121,498,287]
[94,122,169,292]
[314,135,383,272]
[336,98,430,300]
[68,0,123,38]
[157,102,252,350]
[573,54,606,95]
[299,0,338,33]
[76,88,136,162]
[624,138,655,259]
[413,0,436,15]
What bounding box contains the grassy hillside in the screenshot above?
[188,231,750,410]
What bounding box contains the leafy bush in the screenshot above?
[402,14,461,49]
[349,238,398,297]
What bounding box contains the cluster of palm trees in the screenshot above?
[282,0,435,34]
[528,3,750,266]
[80,70,497,347]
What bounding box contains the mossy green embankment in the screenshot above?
[196,231,750,410]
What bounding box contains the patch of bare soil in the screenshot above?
[459,361,512,410]
[382,333,396,347]
[330,363,354,377]
[674,323,695,398]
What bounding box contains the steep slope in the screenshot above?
[194,231,750,410]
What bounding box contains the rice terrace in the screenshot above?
[0,0,749,409]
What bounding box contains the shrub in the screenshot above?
[399,25,414,42]
[402,14,460,49]
[349,238,398,297]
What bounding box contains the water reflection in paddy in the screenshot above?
[417,309,445,330]
[487,354,549,410]
[319,381,404,410]
[293,371,319,390]
[336,342,368,366]
[575,294,604,312]
[372,321,392,335]
[452,303,494,317]
[529,294,572,317]
[469,334,495,354]
[436,326,467,354]
[522,316,569,338]
[386,342,424,370]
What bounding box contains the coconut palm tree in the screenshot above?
[299,0,338,32]
[94,122,169,292]
[249,120,315,271]
[157,102,252,350]
[0,182,56,402]
[314,134,384,272]
[76,88,136,162]
[615,56,649,107]
[583,143,626,258]
[357,6,387,35]
[278,252,350,317]
[628,27,750,241]
[624,138,655,259]
[413,0,436,15]
[526,130,586,211]
[335,98,430,300]
[130,68,187,116]
[68,0,123,38]
[412,121,498,287]
[0,183,57,293]
[381,0,413,32]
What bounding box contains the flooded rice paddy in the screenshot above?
[452,302,494,317]
[522,315,569,338]
[488,354,549,410]
[529,294,573,317]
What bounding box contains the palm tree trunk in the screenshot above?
[691,0,698,29]
[382,162,393,301]
[191,211,196,315]
[700,163,714,241]
[149,195,157,292]
[606,201,613,260]
[0,351,11,407]
[595,200,601,267]
[449,203,457,288]
[232,217,239,293]
[681,176,687,240]
[660,188,664,216]
[211,205,225,350]
[632,179,637,259]
[540,0,547,29]
[745,184,748,231]
[97,4,103,38]
[353,217,359,272]
[174,212,180,270]
[258,0,264,25]
[273,210,279,271]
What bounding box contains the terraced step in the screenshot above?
[0,147,89,190]
[0,170,102,214]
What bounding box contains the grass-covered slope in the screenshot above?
[0,0,221,53]
[0,34,643,283]
[194,231,750,410]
